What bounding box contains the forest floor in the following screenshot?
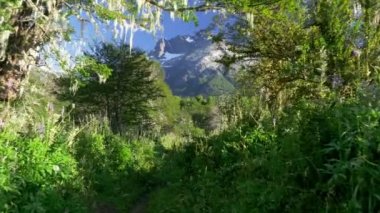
[130,194,150,213]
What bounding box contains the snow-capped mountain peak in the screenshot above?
[150,34,235,96]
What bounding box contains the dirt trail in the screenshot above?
[94,203,118,213]
[130,194,150,213]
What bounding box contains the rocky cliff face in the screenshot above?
[149,32,235,96]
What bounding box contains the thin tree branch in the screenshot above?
[145,0,224,12]
[145,0,282,12]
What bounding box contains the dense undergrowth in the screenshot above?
[1,89,380,212]
[149,97,380,212]
[1,0,380,212]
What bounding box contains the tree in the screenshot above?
[58,43,162,134]
[0,0,278,101]
[219,0,380,122]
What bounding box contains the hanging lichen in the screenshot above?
[0,30,11,61]
[0,0,204,101]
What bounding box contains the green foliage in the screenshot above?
[0,98,162,212]
[74,56,112,84]
[178,96,223,135]
[150,71,182,133]
[147,94,380,212]
[221,0,380,122]
[1,0,380,212]
[0,110,86,212]
[0,0,22,31]
[58,43,162,134]
[2,74,380,212]
[207,74,235,95]
[72,119,160,211]
[151,75,224,136]
[93,5,127,21]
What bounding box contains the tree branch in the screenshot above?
[145,0,282,12]
[145,0,224,12]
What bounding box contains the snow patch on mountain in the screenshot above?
[185,37,194,43]
[150,33,236,96]
[162,52,184,61]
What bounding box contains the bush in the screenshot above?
[0,126,86,212]
[148,95,380,212]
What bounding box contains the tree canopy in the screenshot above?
[58,43,162,134]
[217,0,380,123]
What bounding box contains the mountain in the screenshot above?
[149,32,235,96]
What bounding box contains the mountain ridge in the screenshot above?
[149,33,235,96]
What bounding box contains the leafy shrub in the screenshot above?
[0,126,86,212]
[148,94,380,212]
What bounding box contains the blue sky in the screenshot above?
[68,11,215,53]
[135,12,214,51]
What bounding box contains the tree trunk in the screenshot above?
[0,1,61,101]
[0,34,38,101]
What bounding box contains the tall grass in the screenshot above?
[1,81,380,212]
